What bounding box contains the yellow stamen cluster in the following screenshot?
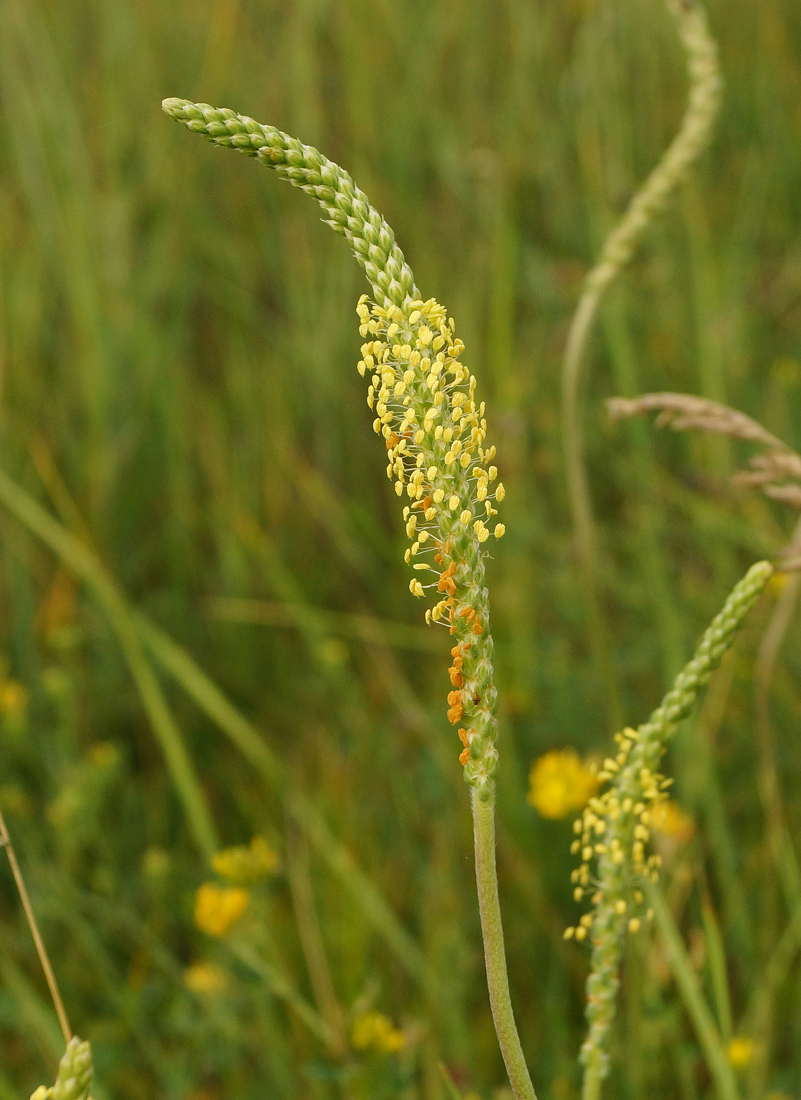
[564,727,668,940]
[357,294,505,795]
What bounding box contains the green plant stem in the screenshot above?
[472,789,537,1100]
[646,883,740,1100]
[0,810,72,1046]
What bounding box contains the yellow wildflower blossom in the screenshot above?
[727,1037,754,1069]
[527,750,599,819]
[185,961,227,994]
[351,1011,406,1054]
[650,799,695,843]
[194,882,249,936]
[212,836,279,884]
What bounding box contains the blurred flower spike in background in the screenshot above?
[527,749,599,819]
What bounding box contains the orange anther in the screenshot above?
[472,619,484,635]
[459,747,469,766]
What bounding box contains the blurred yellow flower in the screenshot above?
[727,1037,754,1069]
[0,680,27,717]
[194,882,249,936]
[185,961,227,994]
[527,749,598,819]
[212,836,279,884]
[651,799,695,843]
[351,1011,406,1054]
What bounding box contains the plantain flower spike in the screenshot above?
[30,1036,94,1100]
[567,560,772,1091]
[163,99,505,798]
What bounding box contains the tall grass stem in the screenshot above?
[0,809,72,1046]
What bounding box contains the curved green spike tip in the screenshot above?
[159,96,419,309]
[162,97,192,118]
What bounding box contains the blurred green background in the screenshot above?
[1,0,801,1096]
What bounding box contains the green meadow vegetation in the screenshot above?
[1,0,801,1097]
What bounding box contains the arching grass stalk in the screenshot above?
[566,561,772,1100]
[162,98,535,1100]
[561,0,721,725]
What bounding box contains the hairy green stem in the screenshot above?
[473,789,537,1100]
